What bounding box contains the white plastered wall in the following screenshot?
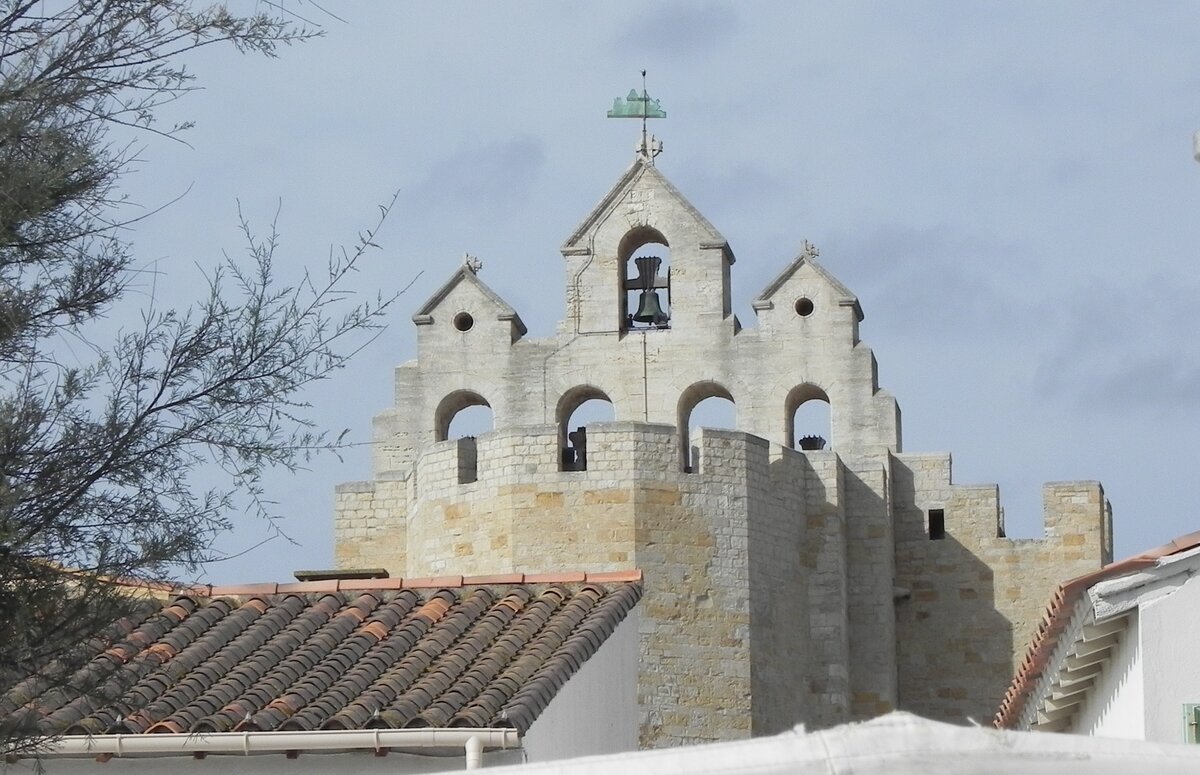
[1073,610,1144,740]
[520,607,640,761]
[1141,573,1200,743]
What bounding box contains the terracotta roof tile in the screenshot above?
[464,573,526,586]
[402,575,464,589]
[524,572,588,584]
[3,577,641,738]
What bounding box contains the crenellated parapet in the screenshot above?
[344,423,817,576]
[890,454,1113,722]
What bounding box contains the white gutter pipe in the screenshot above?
[27,728,520,766]
[465,735,483,770]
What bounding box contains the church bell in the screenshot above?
[631,255,669,326]
[633,289,666,324]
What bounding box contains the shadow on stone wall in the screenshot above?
[891,462,1015,724]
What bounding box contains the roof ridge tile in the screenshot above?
[186,570,644,597]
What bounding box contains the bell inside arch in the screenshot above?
[633,289,666,324]
[631,255,669,326]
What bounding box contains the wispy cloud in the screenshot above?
[612,2,739,59]
[415,136,547,209]
[1033,273,1200,414]
[824,222,1032,342]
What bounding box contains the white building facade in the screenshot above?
[1001,535,1200,744]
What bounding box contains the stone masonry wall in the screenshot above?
[333,475,407,571]
[842,455,898,719]
[400,423,668,578]
[334,419,1113,737]
[892,453,1111,722]
[381,159,903,484]
[798,450,851,728]
[747,443,810,734]
[336,423,1113,740]
[633,428,753,746]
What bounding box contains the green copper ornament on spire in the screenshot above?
[607,88,666,119]
[609,71,666,164]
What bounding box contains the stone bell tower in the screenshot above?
[334,129,1112,746]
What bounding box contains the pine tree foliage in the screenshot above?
[0,2,397,752]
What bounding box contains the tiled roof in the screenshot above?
[993,530,1200,729]
[0,572,642,738]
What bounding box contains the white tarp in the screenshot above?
[491,712,1200,774]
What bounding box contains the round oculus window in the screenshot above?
[453,312,474,331]
[794,297,815,317]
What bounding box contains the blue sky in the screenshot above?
[113,3,1200,582]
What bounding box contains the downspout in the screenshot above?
[465,735,483,770]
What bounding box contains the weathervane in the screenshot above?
[608,70,665,164]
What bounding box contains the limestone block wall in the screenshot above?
[401,423,661,577]
[560,161,731,336]
[892,453,1112,722]
[628,428,819,746]
[992,481,1112,663]
[371,393,413,475]
[797,450,851,728]
[746,443,811,734]
[842,454,898,719]
[371,161,904,488]
[400,422,822,746]
[336,411,1114,739]
[333,475,408,571]
[380,313,901,476]
[633,428,754,746]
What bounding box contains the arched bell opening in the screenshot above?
[435,391,493,484]
[618,226,671,331]
[785,383,831,451]
[434,390,493,442]
[556,386,615,471]
[678,381,736,473]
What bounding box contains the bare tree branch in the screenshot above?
[0,1,401,755]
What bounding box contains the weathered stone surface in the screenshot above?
[332,157,1111,746]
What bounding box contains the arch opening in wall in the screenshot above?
[619,226,671,331]
[556,386,615,471]
[785,383,831,451]
[435,390,493,442]
[678,381,736,473]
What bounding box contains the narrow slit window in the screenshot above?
[928,509,946,540]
